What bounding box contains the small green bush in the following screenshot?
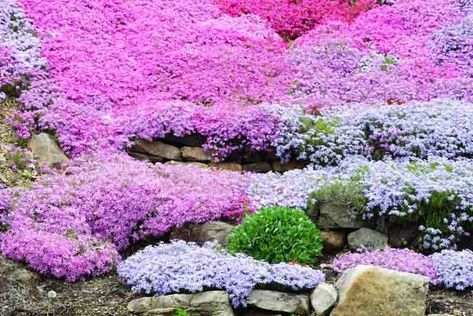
[227,206,323,264]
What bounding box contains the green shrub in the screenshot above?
[227,206,323,264]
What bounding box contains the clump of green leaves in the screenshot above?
[175,308,189,316]
[227,206,323,264]
[310,167,368,214]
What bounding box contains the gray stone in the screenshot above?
[272,161,306,173]
[28,133,68,167]
[127,291,234,316]
[246,290,310,315]
[321,231,346,253]
[132,140,181,161]
[310,283,338,315]
[0,256,39,284]
[316,203,364,229]
[181,146,212,162]
[331,265,429,316]
[348,228,388,250]
[211,163,243,172]
[242,162,272,173]
[170,221,235,246]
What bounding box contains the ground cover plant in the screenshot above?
[227,206,323,264]
[0,154,252,281]
[117,241,325,307]
[0,0,473,312]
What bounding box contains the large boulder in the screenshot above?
[316,203,364,229]
[170,221,235,247]
[246,290,310,315]
[28,133,68,167]
[310,283,338,315]
[127,291,234,316]
[331,265,429,316]
[347,228,388,250]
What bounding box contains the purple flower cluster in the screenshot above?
[290,0,472,104]
[332,248,438,283]
[430,249,473,290]
[0,153,252,281]
[118,241,325,307]
[248,167,336,209]
[0,186,11,228]
[288,100,473,166]
[0,0,45,89]
[113,101,308,160]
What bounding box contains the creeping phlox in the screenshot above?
[0,154,251,281]
[118,241,325,307]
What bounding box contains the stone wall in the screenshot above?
[127,136,307,173]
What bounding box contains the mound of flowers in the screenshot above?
[332,248,473,291]
[12,0,294,157]
[0,154,252,281]
[0,0,45,92]
[431,249,473,290]
[250,157,473,250]
[117,241,325,307]
[290,0,473,104]
[332,248,438,283]
[282,100,473,166]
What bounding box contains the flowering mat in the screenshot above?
[1,0,473,314]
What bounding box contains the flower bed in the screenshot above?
[0,154,252,280]
[431,249,473,290]
[118,241,325,307]
[284,100,473,166]
[290,0,473,104]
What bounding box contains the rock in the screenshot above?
[331,265,429,316]
[272,161,306,173]
[132,140,181,161]
[28,133,68,167]
[316,203,364,229]
[128,151,164,163]
[246,290,310,315]
[184,162,209,168]
[321,231,346,253]
[0,256,39,284]
[170,221,235,247]
[127,291,234,316]
[165,161,208,168]
[181,146,212,162]
[311,283,338,316]
[348,228,388,250]
[242,162,272,173]
[211,163,243,172]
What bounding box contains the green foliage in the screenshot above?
[311,168,368,213]
[175,308,189,316]
[227,206,323,264]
